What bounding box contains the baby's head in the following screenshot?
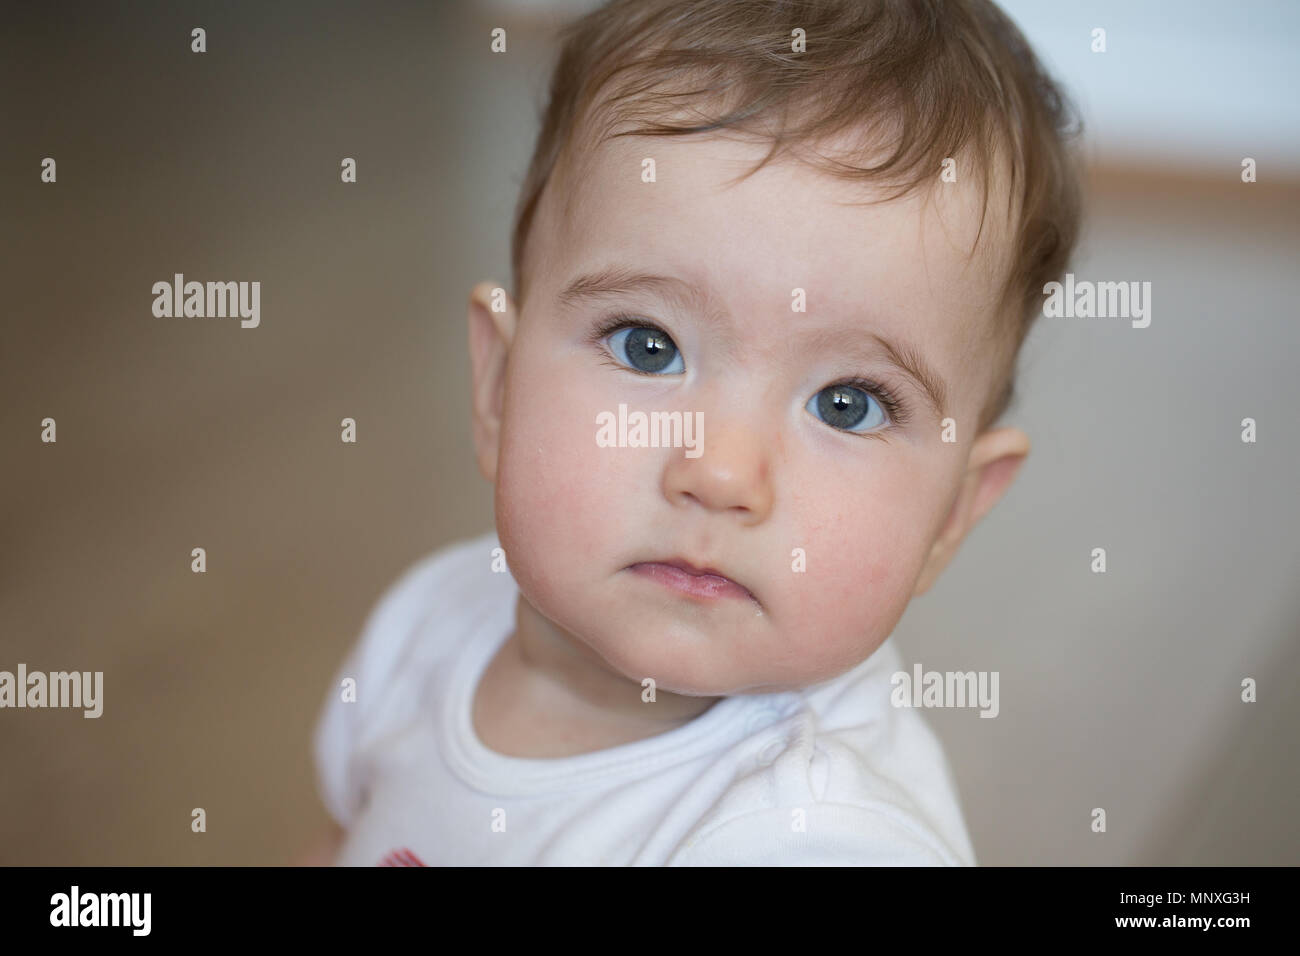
[468,0,1082,696]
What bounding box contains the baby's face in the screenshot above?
[488,133,1012,696]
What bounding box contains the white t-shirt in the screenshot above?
[312,531,977,866]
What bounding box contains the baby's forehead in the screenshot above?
[541,131,1014,334]
[568,129,1006,260]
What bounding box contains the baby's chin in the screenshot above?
[531,591,859,696]
[589,631,860,698]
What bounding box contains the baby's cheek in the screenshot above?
[780,506,925,674]
[495,389,635,612]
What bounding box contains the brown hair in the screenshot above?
[510,0,1083,429]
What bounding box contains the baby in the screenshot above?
[306,0,1081,865]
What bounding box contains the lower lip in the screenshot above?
[628,563,754,602]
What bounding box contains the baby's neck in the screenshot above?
[470,595,721,758]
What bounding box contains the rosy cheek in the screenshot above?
[783,489,919,633]
[499,371,628,564]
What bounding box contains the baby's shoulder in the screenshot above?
[312,530,508,826]
[670,642,976,865]
[352,530,508,671]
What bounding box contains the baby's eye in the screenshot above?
[806,384,888,433]
[605,325,684,374]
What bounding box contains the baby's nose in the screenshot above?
[660,419,773,524]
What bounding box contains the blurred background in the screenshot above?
[2,0,1297,865]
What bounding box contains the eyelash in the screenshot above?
[589,312,662,347]
[587,312,911,429]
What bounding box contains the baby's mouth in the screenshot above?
[626,558,761,608]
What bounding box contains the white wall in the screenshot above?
[997,0,1300,173]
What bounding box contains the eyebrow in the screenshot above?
[802,327,950,421]
[556,266,948,420]
[557,266,733,330]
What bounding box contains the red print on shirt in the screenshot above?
[378,847,428,867]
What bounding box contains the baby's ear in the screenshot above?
[466,281,518,482]
[912,426,1030,596]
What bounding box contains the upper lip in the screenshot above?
[658,558,733,579]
